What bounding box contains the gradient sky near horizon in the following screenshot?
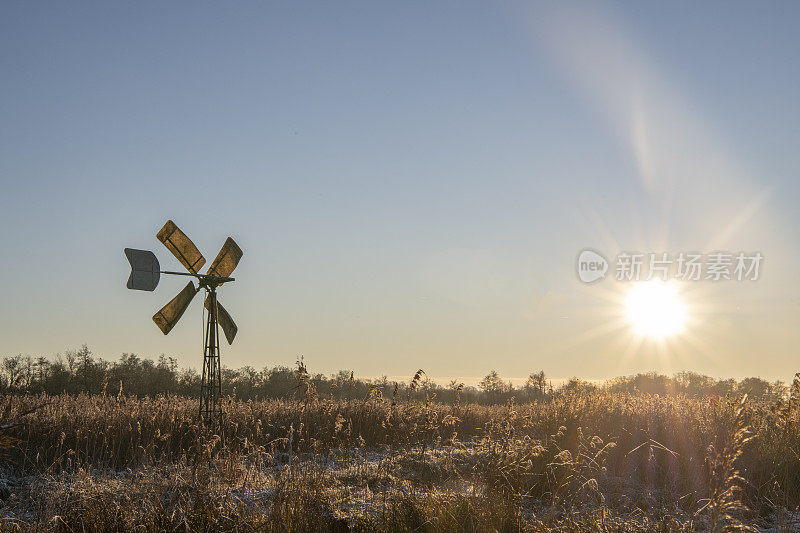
[2,2,799,383]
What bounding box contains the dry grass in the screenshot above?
[0,386,799,531]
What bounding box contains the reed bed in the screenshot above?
[1,389,799,531]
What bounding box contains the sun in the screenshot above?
[624,281,687,339]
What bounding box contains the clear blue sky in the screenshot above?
[2,2,799,382]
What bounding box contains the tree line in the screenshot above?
[0,346,788,404]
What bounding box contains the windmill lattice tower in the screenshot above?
[125,220,242,432]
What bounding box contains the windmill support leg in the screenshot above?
[199,287,222,433]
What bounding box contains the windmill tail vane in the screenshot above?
[124,219,243,431]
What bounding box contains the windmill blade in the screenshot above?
[205,295,238,344]
[153,281,198,335]
[206,237,243,279]
[156,220,206,274]
[124,248,160,291]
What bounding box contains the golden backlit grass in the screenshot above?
[1,387,799,531]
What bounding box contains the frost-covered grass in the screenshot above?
[1,389,799,531]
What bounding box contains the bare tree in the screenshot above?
[2,355,23,389]
[36,356,49,387]
[78,345,93,393]
[525,370,547,399]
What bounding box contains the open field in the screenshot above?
[4,1,800,531]
[1,388,800,532]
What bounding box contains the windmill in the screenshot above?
[124,220,242,431]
